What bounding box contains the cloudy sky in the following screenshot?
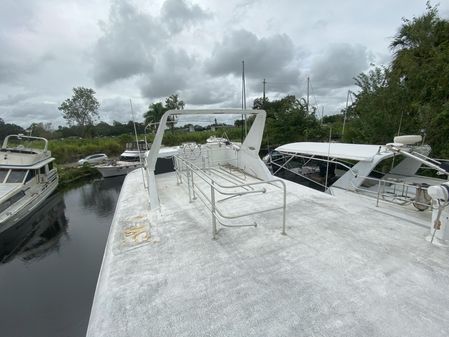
[1,0,448,128]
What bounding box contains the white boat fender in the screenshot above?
[427,182,449,243]
[393,135,422,145]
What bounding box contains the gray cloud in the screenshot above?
[93,0,210,87]
[99,96,147,123]
[92,1,166,86]
[0,92,35,106]
[139,48,196,98]
[161,0,211,34]
[311,43,370,89]
[205,30,301,94]
[0,35,34,85]
[1,101,60,127]
[183,78,238,106]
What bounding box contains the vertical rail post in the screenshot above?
[191,166,197,200]
[376,180,382,207]
[187,163,192,203]
[282,182,286,235]
[175,157,181,185]
[211,181,217,239]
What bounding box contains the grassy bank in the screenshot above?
[57,165,102,190]
[50,127,244,188]
[49,128,243,164]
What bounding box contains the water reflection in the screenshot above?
[0,177,125,337]
[79,176,125,217]
[0,193,68,264]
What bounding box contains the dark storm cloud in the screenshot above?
[311,43,370,89]
[205,30,301,92]
[161,0,211,34]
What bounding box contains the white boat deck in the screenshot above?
[87,169,449,337]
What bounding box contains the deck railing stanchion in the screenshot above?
[211,181,217,239]
[282,180,287,235]
[192,167,197,200]
[376,180,382,207]
[187,165,192,203]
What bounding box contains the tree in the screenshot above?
[252,95,325,147]
[389,3,449,156]
[346,4,449,155]
[58,87,100,136]
[144,102,167,125]
[0,119,25,141]
[165,94,185,110]
[143,94,185,133]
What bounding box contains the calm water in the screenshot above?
[0,176,125,337]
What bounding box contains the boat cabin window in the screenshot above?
[40,166,46,174]
[48,162,53,171]
[6,169,27,183]
[25,169,36,183]
[0,168,8,183]
[120,156,140,162]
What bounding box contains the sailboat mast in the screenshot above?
[306,76,310,113]
[242,60,247,135]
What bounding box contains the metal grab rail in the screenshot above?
[174,155,287,239]
[349,175,433,210]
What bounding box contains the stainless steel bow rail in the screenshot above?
[174,155,287,239]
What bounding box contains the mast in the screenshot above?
[242,60,247,136]
[262,78,266,107]
[306,76,310,113]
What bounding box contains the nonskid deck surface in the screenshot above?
[87,170,449,337]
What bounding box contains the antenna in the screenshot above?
[306,76,310,113]
[242,60,247,136]
[130,99,147,189]
[262,78,266,106]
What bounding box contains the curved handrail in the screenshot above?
[2,134,48,152]
[175,155,287,238]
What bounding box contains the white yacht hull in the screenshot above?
[96,163,141,178]
[0,176,59,233]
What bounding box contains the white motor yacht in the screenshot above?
[96,141,178,178]
[0,134,58,233]
[87,110,449,337]
[268,136,449,215]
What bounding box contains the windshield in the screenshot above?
[6,170,28,183]
[120,156,140,162]
[0,169,8,183]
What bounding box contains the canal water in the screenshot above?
[0,176,125,337]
